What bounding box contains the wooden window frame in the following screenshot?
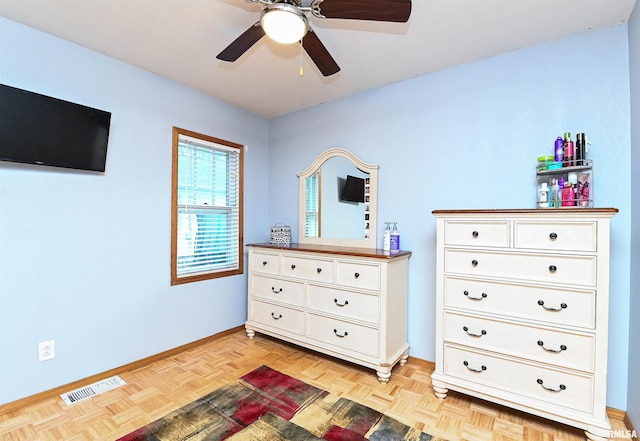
[170,127,244,285]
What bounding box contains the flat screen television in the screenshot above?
[0,84,111,172]
[341,175,365,203]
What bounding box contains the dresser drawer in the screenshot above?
[306,313,379,357]
[444,220,510,248]
[282,255,333,283]
[251,275,304,307]
[251,251,280,275]
[514,221,597,252]
[336,261,380,291]
[444,312,595,372]
[444,249,596,286]
[444,276,596,329]
[443,345,594,413]
[249,300,304,335]
[307,285,379,324]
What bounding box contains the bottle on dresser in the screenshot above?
[539,183,549,208]
[563,132,575,167]
[554,136,564,163]
[551,178,560,208]
[390,222,400,254]
[383,222,391,252]
[561,180,575,206]
[576,133,586,166]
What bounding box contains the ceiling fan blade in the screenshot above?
[217,22,265,62]
[302,29,340,77]
[313,0,411,23]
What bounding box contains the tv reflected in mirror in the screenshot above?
[341,174,365,203]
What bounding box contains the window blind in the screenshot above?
[176,135,240,277]
[305,171,320,237]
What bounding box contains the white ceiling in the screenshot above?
[0,0,636,118]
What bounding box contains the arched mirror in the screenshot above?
[298,148,378,249]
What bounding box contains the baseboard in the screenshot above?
[608,406,627,422]
[407,355,435,371]
[0,325,244,416]
[624,412,637,433]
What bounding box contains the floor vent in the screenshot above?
[60,375,126,405]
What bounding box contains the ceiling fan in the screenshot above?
[217,0,412,76]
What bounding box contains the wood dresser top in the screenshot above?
[432,208,618,215]
[247,243,412,260]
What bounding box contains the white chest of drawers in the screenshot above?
[246,243,412,382]
[431,208,617,441]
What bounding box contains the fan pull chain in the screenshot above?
[299,39,304,77]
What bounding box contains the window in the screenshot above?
[171,127,243,285]
[304,171,320,237]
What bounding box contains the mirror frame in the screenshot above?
[297,148,378,249]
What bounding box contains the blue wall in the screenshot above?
[269,25,632,410]
[627,0,640,428]
[0,17,271,405]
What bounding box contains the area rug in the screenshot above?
[117,365,436,441]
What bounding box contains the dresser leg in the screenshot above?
[245,328,255,338]
[399,352,409,366]
[376,370,391,383]
[432,379,448,399]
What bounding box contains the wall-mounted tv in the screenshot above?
[341,175,365,203]
[0,84,111,172]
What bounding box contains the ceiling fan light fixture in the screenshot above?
[261,3,308,45]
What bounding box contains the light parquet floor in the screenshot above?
[0,329,630,441]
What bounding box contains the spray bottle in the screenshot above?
[554,136,564,163]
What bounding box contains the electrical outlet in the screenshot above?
[38,340,55,362]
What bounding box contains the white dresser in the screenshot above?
[431,208,617,441]
[246,243,411,382]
